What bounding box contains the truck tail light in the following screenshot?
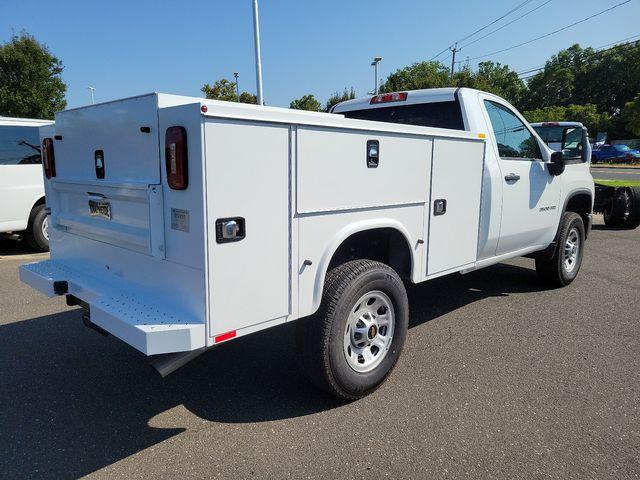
[165,126,188,190]
[42,138,56,179]
[370,92,408,105]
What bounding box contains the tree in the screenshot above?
[201,78,257,104]
[324,87,355,112]
[239,91,257,104]
[0,32,66,119]
[289,94,322,111]
[523,104,611,137]
[380,61,451,93]
[621,93,640,137]
[470,61,526,108]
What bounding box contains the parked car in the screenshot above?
[21,88,593,399]
[591,144,640,164]
[0,116,52,251]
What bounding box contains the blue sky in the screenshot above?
[1,0,638,109]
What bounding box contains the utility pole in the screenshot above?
[371,57,382,94]
[233,72,240,102]
[87,86,96,104]
[449,43,459,78]
[252,0,264,105]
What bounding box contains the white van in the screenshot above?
[0,116,53,251]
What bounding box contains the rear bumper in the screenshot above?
[20,260,205,355]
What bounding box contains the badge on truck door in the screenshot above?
[171,208,190,232]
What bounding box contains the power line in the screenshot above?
[456,0,536,44]
[429,0,536,61]
[516,33,640,75]
[460,0,554,50]
[517,37,640,80]
[459,0,632,64]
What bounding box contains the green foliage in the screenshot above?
[201,78,256,104]
[524,42,640,116]
[621,93,640,137]
[324,87,356,112]
[523,104,611,137]
[471,61,526,108]
[0,32,66,119]
[289,94,322,111]
[380,61,452,93]
[239,91,257,104]
[379,60,525,107]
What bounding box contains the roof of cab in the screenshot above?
[331,87,477,113]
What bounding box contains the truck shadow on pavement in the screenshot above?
[0,261,546,479]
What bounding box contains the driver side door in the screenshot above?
[482,98,561,255]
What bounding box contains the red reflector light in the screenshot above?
[42,137,56,179]
[214,330,236,343]
[201,105,208,113]
[370,92,408,105]
[165,126,188,190]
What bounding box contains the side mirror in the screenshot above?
[548,151,565,176]
[560,126,590,162]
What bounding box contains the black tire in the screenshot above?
[296,260,409,400]
[24,204,49,252]
[535,212,585,287]
[603,189,627,228]
[622,186,640,229]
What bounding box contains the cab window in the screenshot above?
[484,101,541,160]
[0,126,42,165]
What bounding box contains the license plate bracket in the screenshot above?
[89,199,112,219]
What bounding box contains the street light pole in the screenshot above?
[233,72,240,102]
[87,86,96,104]
[252,0,264,105]
[371,57,382,94]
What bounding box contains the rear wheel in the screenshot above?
[24,204,49,252]
[622,187,640,229]
[535,212,585,287]
[603,189,627,228]
[296,260,409,400]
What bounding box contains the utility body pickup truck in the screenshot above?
[21,88,594,399]
[0,116,53,251]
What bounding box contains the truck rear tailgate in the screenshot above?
[48,94,163,256]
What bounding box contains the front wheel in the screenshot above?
[535,212,585,287]
[296,260,409,400]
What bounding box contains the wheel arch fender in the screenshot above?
[309,219,417,316]
[539,188,593,260]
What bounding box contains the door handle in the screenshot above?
[504,173,521,182]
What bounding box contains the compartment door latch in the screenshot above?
[433,199,447,216]
[215,217,246,243]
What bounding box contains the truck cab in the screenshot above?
[334,88,594,259]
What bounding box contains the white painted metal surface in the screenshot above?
[20,88,594,359]
[0,116,52,233]
[426,138,485,276]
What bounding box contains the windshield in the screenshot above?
[533,126,565,143]
[0,126,42,165]
[340,101,465,130]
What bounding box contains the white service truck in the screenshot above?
[0,116,53,251]
[20,88,594,399]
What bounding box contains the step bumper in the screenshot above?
[20,260,206,355]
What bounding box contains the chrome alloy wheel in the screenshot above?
[343,291,395,373]
[563,227,580,273]
[42,215,49,240]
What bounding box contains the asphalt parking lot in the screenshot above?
[1,215,638,480]
[591,166,640,182]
